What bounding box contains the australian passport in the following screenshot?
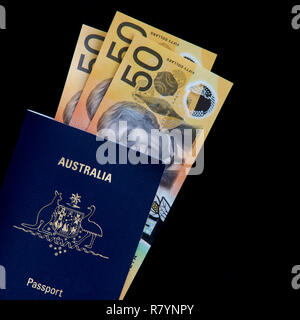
[0,110,165,300]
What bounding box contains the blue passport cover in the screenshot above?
[0,110,165,300]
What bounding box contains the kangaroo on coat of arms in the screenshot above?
[21,191,63,232]
[14,191,108,259]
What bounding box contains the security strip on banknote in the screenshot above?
[55,25,106,124]
[69,11,217,130]
[86,34,233,299]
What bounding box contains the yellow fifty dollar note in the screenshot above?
[55,25,106,124]
[88,33,232,146]
[86,34,232,299]
[69,11,217,130]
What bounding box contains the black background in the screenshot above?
[0,0,296,315]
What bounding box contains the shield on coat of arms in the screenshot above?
[51,205,84,238]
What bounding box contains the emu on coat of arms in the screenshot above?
[13,191,109,259]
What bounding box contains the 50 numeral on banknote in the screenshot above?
[121,46,163,91]
[78,33,105,74]
[107,22,147,63]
